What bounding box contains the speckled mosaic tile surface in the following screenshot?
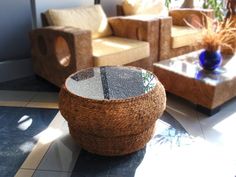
[0,107,57,177]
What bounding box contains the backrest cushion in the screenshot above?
[122,0,168,16]
[45,5,112,39]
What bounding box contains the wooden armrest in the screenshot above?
[169,8,214,27]
[29,26,93,86]
[109,16,159,40]
[108,16,160,63]
[30,26,91,37]
[30,26,92,68]
[158,17,173,60]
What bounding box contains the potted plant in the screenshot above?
[185,15,236,70]
[203,0,224,21]
[199,16,236,70]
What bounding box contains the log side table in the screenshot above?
[59,66,166,156]
[154,51,236,115]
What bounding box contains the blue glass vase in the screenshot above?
[199,50,222,71]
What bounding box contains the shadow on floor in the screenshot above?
[0,106,57,177]
[70,112,190,177]
[0,75,59,92]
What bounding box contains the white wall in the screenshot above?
[0,0,32,60]
[32,0,94,28]
[0,0,33,82]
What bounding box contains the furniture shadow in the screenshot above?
[71,147,146,177]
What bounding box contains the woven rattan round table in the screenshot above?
[59,66,166,156]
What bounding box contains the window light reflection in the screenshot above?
[34,127,63,144]
[166,105,188,117]
[220,56,236,78]
[102,41,132,50]
[213,112,236,135]
[19,141,35,153]
[134,134,235,177]
[98,17,109,33]
[141,69,157,93]
[17,115,32,131]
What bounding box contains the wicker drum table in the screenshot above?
[59,66,166,156]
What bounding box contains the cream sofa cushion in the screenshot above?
[92,36,149,66]
[171,26,202,48]
[122,0,168,16]
[45,5,112,39]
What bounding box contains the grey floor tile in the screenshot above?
[33,170,71,177]
[71,149,146,177]
[0,75,59,92]
[197,98,236,144]
[0,90,35,107]
[166,94,204,138]
[26,92,59,109]
[70,111,197,177]
[15,169,34,177]
[21,112,64,170]
[37,134,80,172]
[196,98,236,177]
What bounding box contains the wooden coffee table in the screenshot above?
[59,66,166,156]
[154,51,236,115]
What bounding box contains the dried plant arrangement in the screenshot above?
[185,14,236,70]
[185,14,236,54]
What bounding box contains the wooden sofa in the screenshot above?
[30,5,160,87]
[117,2,214,61]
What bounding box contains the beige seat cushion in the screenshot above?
[122,0,168,16]
[92,36,150,66]
[171,26,202,48]
[45,5,112,39]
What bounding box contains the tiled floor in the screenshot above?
[0,105,58,177]
[0,91,58,109]
[0,90,236,177]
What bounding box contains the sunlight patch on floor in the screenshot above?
[34,127,63,145]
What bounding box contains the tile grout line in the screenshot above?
[34,126,81,174]
[16,112,63,176]
[0,90,38,108]
[165,106,187,129]
[23,92,37,107]
[30,170,36,177]
[34,119,68,171]
[27,169,73,173]
[166,104,206,140]
[24,91,42,107]
[195,110,207,140]
[33,119,82,175]
[25,91,59,109]
[16,143,53,177]
[31,141,55,176]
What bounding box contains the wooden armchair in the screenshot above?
[30,5,159,87]
[159,8,213,60]
[117,2,214,61]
